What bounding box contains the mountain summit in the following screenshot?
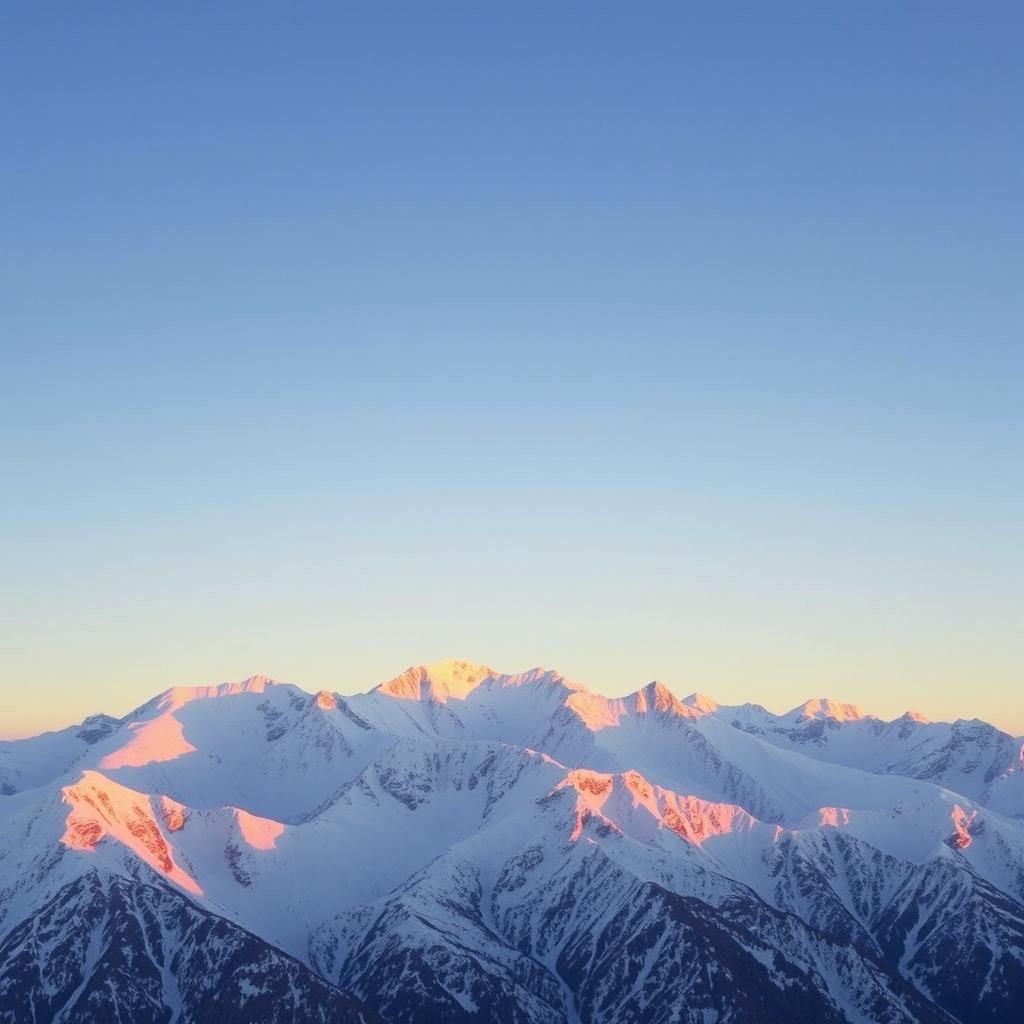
[374,658,497,701]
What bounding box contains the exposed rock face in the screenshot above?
[0,872,381,1024]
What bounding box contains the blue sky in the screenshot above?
[2,3,1022,737]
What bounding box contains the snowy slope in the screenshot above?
[1,658,1022,1023]
[705,696,1024,817]
[0,715,119,795]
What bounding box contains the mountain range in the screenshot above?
[2,659,1023,1023]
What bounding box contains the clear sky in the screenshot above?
[1,3,1021,739]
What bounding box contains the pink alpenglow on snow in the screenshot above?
[60,771,203,895]
[5,661,1024,1024]
[99,714,197,769]
[235,809,286,850]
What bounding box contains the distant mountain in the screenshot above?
[2,659,1022,1023]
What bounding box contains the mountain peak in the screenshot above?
[145,675,279,715]
[424,658,494,682]
[491,667,582,691]
[900,709,930,724]
[683,692,720,715]
[631,680,693,717]
[314,690,338,710]
[241,673,274,688]
[376,659,495,703]
[792,697,865,722]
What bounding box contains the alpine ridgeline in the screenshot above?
[2,660,1023,1024]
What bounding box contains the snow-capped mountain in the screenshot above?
[2,660,1022,1023]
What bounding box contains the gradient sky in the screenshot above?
[2,3,1022,740]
